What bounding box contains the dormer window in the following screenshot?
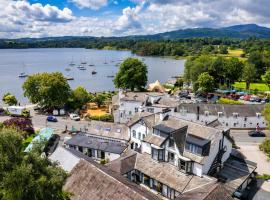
[256,113,261,118]
[185,135,211,156]
[233,112,239,118]
[151,147,165,161]
[218,112,223,117]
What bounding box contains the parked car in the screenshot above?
[47,115,58,122]
[261,98,270,104]
[70,113,80,121]
[248,131,266,137]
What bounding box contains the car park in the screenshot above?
[47,115,58,122]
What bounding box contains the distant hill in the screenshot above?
[140,24,270,39]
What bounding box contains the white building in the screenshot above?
[111,91,180,123]
[127,110,232,177]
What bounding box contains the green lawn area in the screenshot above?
[217,97,243,105]
[233,82,270,92]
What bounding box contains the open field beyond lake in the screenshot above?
[233,82,270,91]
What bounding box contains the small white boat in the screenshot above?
[78,65,86,70]
[92,70,97,75]
[18,72,28,78]
[18,63,28,78]
[65,76,74,81]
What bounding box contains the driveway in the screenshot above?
[231,130,270,197]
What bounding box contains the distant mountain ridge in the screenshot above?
[2,24,270,41]
[141,24,270,39]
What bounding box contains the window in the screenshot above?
[147,108,154,113]
[78,146,83,153]
[168,152,175,164]
[142,134,146,139]
[185,143,201,155]
[132,130,136,138]
[135,107,139,112]
[179,159,186,171]
[138,132,141,139]
[97,150,105,159]
[152,148,165,161]
[129,111,132,115]
[169,137,174,148]
[87,148,92,157]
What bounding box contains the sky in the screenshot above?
[1,0,270,38]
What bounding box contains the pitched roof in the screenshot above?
[65,133,128,154]
[49,146,80,172]
[143,134,167,147]
[64,159,161,200]
[85,121,129,141]
[179,103,264,117]
[178,183,234,200]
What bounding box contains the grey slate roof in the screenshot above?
[179,103,264,117]
[64,158,161,200]
[153,123,176,133]
[186,134,211,147]
[143,134,167,147]
[65,133,128,154]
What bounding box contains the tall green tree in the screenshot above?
[114,58,148,91]
[2,93,18,106]
[22,72,71,110]
[262,69,270,90]
[242,63,257,90]
[67,86,90,110]
[197,72,215,93]
[224,58,244,87]
[0,127,70,200]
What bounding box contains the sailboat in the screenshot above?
[77,65,86,70]
[81,58,87,65]
[91,68,97,75]
[18,63,28,78]
[107,71,114,78]
[69,57,75,66]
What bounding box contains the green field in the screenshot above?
[233,82,269,91]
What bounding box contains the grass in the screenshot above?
[233,82,270,92]
[259,139,270,159]
[257,174,270,180]
[217,97,243,105]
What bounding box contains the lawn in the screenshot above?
[228,49,244,57]
[233,82,270,92]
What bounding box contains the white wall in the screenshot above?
[141,141,151,154]
[221,137,232,163]
[105,152,120,161]
[193,163,203,177]
[118,101,142,123]
[129,122,149,148]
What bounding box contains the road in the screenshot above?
[231,129,270,199]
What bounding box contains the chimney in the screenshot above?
[160,108,171,121]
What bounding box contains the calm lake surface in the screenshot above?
[0,48,185,104]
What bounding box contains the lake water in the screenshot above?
[0,48,185,104]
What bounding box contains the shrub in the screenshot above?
[257,174,270,180]
[87,114,113,122]
[259,139,270,158]
[217,98,243,105]
[3,117,34,136]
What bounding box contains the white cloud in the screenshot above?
[70,0,107,9]
[115,5,142,33]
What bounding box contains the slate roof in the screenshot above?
[218,156,257,194]
[65,133,128,154]
[49,146,80,172]
[153,123,176,133]
[186,134,211,147]
[178,183,234,200]
[64,159,161,200]
[113,152,216,193]
[143,134,167,147]
[179,103,264,117]
[85,121,129,141]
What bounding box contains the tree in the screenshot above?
[3,117,34,136]
[2,92,18,106]
[94,94,106,108]
[242,63,257,90]
[0,127,70,200]
[197,72,215,93]
[114,58,148,91]
[67,86,90,110]
[224,58,244,87]
[219,46,228,54]
[22,72,71,110]
[262,69,270,90]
